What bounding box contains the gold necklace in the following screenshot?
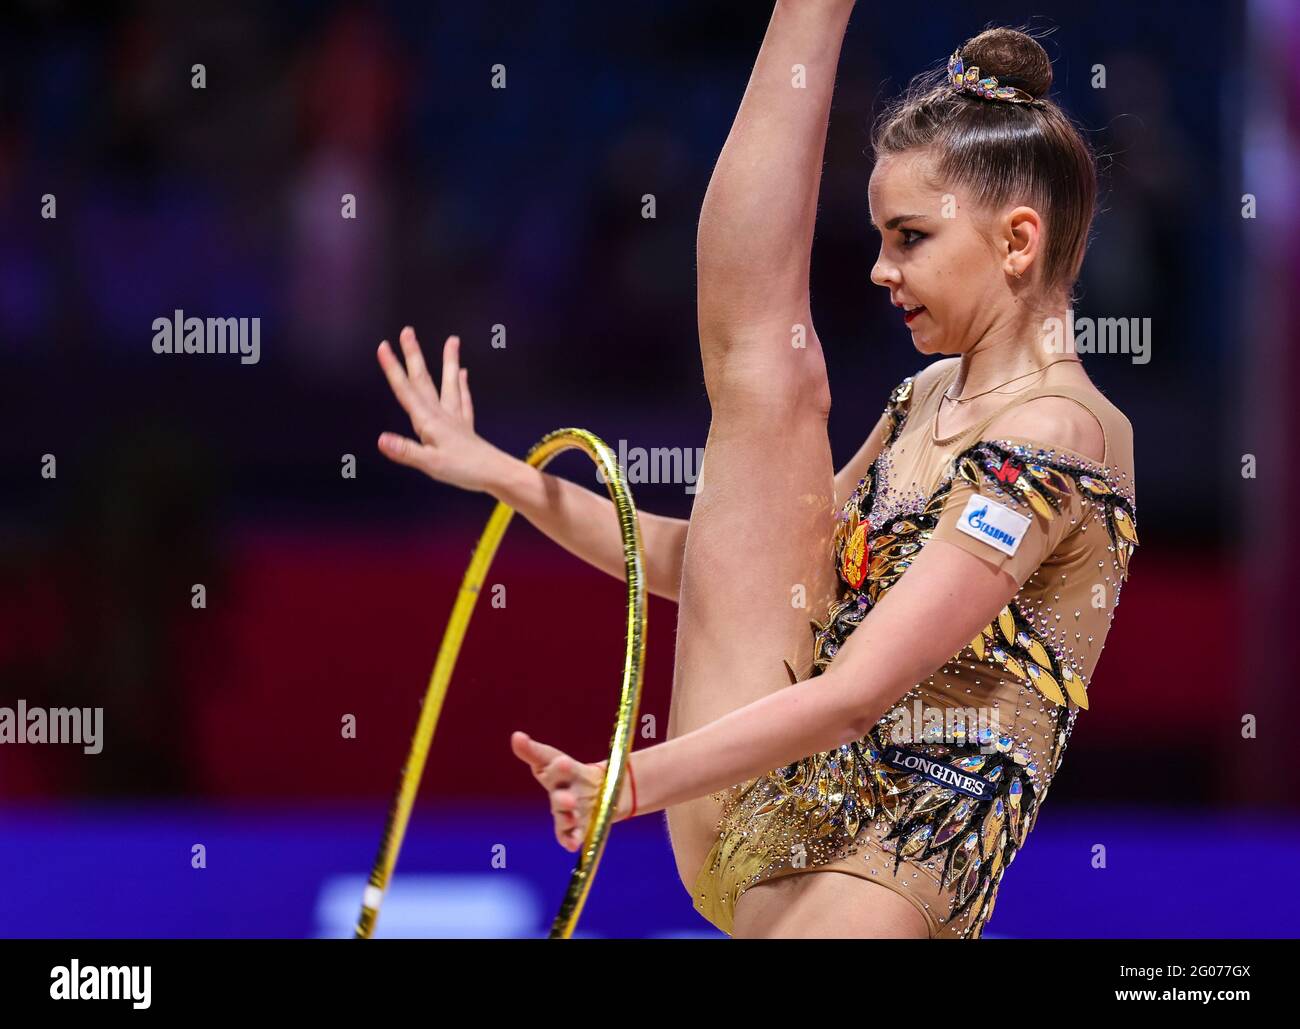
[941,357,1082,404]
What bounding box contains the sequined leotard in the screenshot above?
[692,360,1139,938]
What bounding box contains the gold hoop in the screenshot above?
[354,427,647,940]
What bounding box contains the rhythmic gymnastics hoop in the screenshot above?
[354,427,647,940]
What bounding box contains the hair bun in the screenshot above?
[960,28,1052,99]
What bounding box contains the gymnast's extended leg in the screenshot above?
[662,0,856,893]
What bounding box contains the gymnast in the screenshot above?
[375,7,1138,938]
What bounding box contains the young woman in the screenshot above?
[375,8,1138,939]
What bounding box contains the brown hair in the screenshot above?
[872,27,1097,299]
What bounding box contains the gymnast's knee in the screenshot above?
[700,325,831,414]
[706,359,832,423]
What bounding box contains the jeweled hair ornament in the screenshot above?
[947,49,1040,105]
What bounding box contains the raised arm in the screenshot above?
[696,0,857,346]
[487,457,688,603]
[376,327,690,602]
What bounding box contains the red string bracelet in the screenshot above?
[625,758,638,819]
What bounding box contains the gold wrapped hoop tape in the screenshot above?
[354,427,647,940]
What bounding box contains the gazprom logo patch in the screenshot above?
[956,495,1032,557]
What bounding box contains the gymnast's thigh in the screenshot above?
[732,867,933,939]
[663,403,838,888]
[668,402,838,736]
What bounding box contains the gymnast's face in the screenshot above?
[868,150,1041,356]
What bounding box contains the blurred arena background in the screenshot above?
[1,0,1297,937]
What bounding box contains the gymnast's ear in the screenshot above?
[1000,205,1043,282]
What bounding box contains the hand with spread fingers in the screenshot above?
[376,327,507,493]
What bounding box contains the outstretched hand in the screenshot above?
[376,326,504,493]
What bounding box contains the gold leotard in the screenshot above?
[692,361,1139,937]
